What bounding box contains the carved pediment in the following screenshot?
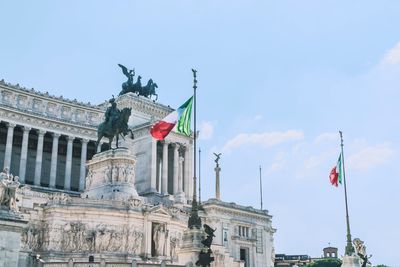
[149,204,172,217]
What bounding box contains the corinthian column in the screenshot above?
[184,146,190,198]
[34,129,46,186]
[175,146,186,203]
[3,123,16,169]
[161,141,169,195]
[150,139,157,192]
[79,139,89,191]
[19,126,31,183]
[49,133,60,188]
[64,136,74,190]
[173,143,179,195]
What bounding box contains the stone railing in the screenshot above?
[42,263,184,267]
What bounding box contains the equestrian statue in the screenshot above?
[96,97,133,151]
[117,64,158,100]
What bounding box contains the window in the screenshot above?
[238,226,250,238]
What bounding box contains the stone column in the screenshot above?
[3,123,16,169]
[178,156,184,193]
[175,146,186,203]
[18,126,31,183]
[150,139,157,192]
[161,141,168,195]
[49,133,60,188]
[97,142,101,153]
[215,165,221,200]
[64,136,74,190]
[79,139,89,191]
[184,146,190,198]
[34,129,46,186]
[173,143,179,195]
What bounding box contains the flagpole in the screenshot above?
[188,69,202,229]
[259,165,263,210]
[339,131,355,256]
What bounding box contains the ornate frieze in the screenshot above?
[40,222,143,254]
[0,82,103,128]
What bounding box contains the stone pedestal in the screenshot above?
[341,255,361,267]
[177,228,205,267]
[0,209,28,267]
[83,148,140,201]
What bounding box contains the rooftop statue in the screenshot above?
[213,153,222,166]
[96,96,133,151]
[118,64,135,95]
[118,64,158,100]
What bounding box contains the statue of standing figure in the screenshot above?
[0,167,21,211]
[153,223,168,256]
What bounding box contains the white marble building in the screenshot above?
[0,80,275,267]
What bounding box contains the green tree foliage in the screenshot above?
[305,258,342,267]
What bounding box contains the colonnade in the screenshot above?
[156,140,192,199]
[1,122,95,192]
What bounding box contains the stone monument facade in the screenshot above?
[0,80,275,267]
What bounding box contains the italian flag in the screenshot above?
[329,153,343,187]
[150,96,193,140]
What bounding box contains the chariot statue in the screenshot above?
[117,64,158,100]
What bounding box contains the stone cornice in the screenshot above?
[202,199,272,223]
[116,92,173,120]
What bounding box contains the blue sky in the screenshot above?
[1,1,400,266]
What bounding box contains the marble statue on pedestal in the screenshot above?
[0,167,20,211]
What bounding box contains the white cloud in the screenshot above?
[265,151,286,174]
[199,121,214,140]
[348,143,395,171]
[221,130,304,153]
[314,132,338,144]
[380,42,400,66]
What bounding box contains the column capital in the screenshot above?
[81,138,90,144]
[37,129,46,135]
[52,132,61,138]
[67,136,75,142]
[22,126,32,132]
[7,122,16,128]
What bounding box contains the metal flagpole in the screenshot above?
[259,165,263,210]
[188,69,202,229]
[339,131,355,256]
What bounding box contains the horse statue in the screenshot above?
[96,107,134,150]
[141,79,158,100]
[132,75,142,95]
[118,64,135,96]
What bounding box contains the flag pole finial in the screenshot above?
[339,130,355,256]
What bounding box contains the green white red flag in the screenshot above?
[150,96,193,140]
[330,153,343,187]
